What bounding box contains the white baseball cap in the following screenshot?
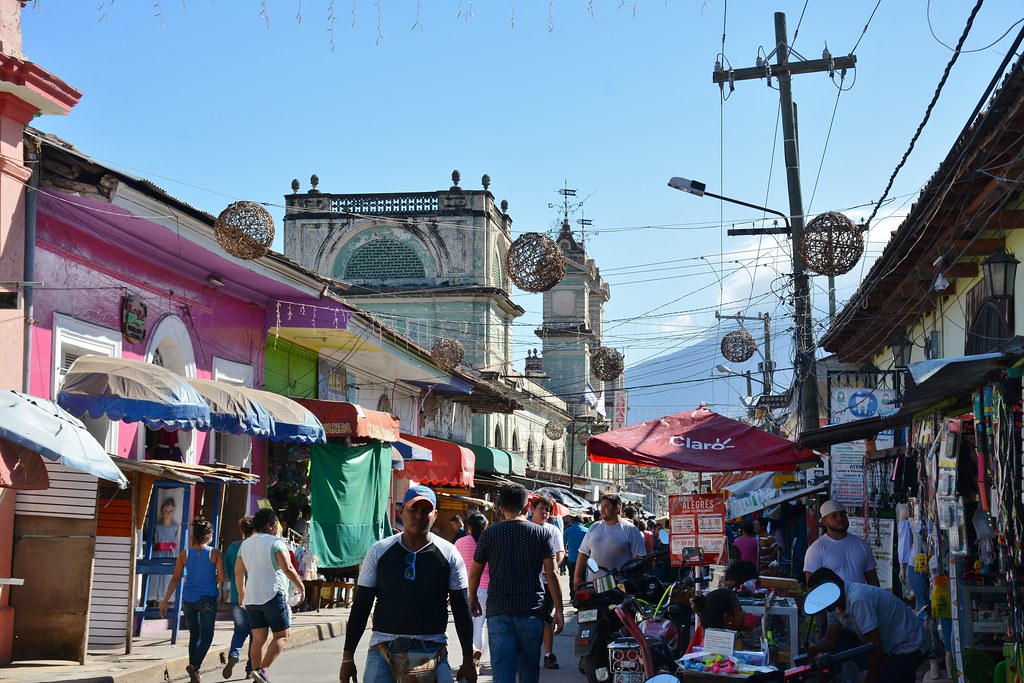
[819,499,847,519]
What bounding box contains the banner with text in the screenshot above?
[848,516,895,591]
[829,387,895,506]
[669,493,726,566]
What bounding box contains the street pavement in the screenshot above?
[238,572,581,683]
[0,573,581,683]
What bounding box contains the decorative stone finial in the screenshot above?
[451,169,461,189]
[310,174,320,192]
[500,199,508,213]
[482,174,491,190]
[291,178,300,193]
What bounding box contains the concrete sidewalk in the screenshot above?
[0,605,351,683]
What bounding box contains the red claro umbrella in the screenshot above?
[586,406,817,473]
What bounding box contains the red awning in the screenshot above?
[587,406,817,473]
[394,434,475,487]
[294,399,400,442]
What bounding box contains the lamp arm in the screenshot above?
[703,190,791,230]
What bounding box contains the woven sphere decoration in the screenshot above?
[577,431,591,446]
[214,201,275,260]
[505,232,566,292]
[430,338,464,371]
[544,421,565,440]
[721,329,757,363]
[625,464,640,476]
[591,347,625,381]
[800,211,864,277]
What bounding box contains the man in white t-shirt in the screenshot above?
[807,567,926,683]
[573,493,647,590]
[235,508,305,683]
[804,499,880,586]
[530,496,566,670]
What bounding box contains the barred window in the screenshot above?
[343,239,425,279]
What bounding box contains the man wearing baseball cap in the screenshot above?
[340,485,477,683]
[803,499,879,586]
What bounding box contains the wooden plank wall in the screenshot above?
[88,491,133,652]
[11,461,98,662]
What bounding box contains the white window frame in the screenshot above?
[209,357,254,469]
[52,313,122,454]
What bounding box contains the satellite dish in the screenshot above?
[804,582,841,615]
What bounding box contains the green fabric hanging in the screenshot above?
[309,442,393,568]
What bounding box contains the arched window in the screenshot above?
[540,443,548,471]
[494,424,503,449]
[512,430,520,453]
[527,438,535,467]
[377,394,391,413]
[343,239,425,279]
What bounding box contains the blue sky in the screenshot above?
[23,1,1024,413]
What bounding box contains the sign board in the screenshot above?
[669,493,726,566]
[848,516,895,591]
[121,294,148,343]
[612,390,628,430]
[829,387,895,506]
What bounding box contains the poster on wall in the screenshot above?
[669,493,726,567]
[848,516,895,591]
[829,387,896,507]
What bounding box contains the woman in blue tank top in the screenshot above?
[160,517,226,683]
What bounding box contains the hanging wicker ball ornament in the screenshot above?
[672,469,686,480]
[592,347,625,381]
[625,465,640,476]
[800,211,864,277]
[577,431,591,446]
[430,338,464,371]
[544,421,565,440]
[721,329,757,363]
[214,201,275,260]
[505,232,566,292]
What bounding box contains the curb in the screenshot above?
[4,616,347,683]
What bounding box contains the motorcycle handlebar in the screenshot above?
[790,643,876,674]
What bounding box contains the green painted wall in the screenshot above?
[264,338,319,398]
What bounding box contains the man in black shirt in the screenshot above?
[470,485,563,683]
[339,485,477,683]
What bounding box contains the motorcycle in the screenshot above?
[574,530,673,683]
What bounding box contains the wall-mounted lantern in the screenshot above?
[891,334,914,369]
[982,245,1019,300]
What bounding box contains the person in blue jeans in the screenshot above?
[223,515,255,679]
[160,517,226,683]
[470,485,563,683]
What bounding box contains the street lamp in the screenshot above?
[982,245,1019,300]
[668,177,791,234]
[670,174,818,436]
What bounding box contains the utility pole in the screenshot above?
[712,12,855,434]
[715,311,774,395]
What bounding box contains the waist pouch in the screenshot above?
[376,638,446,683]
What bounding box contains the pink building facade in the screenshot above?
[3,132,330,661]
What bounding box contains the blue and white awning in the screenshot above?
[57,355,211,431]
[186,379,275,438]
[0,390,127,487]
[235,387,326,444]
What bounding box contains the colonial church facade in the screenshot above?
[283,171,619,491]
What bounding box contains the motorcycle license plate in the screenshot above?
[577,609,598,623]
[613,674,644,683]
